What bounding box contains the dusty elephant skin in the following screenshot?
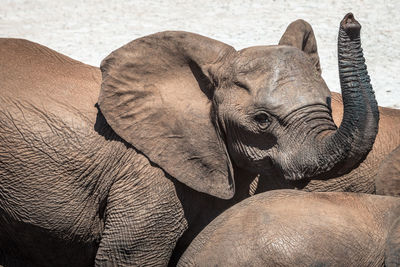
[0,13,397,266]
[178,190,400,267]
[375,145,400,196]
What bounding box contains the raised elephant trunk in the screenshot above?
[334,13,379,172]
[297,13,379,179]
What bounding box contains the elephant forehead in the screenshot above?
[235,46,330,116]
[235,45,308,74]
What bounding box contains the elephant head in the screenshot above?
[98,13,378,199]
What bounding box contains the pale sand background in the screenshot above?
[1,0,399,108]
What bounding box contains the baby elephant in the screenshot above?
[178,190,400,266]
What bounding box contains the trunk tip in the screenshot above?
[340,13,361,38]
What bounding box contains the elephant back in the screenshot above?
[0,38,101,121]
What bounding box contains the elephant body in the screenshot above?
[0,14,398,266]
[178,190,400,267]
[0,39,186,266]
[0,38,262,266]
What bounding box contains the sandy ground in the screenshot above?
[1,0,399,108]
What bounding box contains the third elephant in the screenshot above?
[178,190,400,267]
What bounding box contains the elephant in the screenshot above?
[0,13,390,266]
[178,190,400,267]
[257,15,400,194]
[376,145,400,196]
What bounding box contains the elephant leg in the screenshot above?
[386,217,400,267]
[95,173,187,267]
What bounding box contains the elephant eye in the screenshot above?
[254,112,271,129]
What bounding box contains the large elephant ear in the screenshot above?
[279,19,321,74]
[98,31,236,199]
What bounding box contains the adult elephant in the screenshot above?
[0,13,385,266]
[178,190,400,267]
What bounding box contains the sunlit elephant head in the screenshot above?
[99,14,378,199]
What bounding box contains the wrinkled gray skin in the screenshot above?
[178,190,400,267]
[0,14,390,266]
[376,145,400,196]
